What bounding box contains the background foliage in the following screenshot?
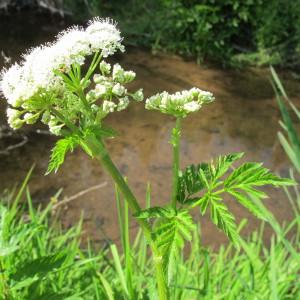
[2,0,299,67]
[62,0,300,68]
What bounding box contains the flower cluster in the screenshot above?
[1,18,124,130]
[86,62,143,118]
[145,88,214,117]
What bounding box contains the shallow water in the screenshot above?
[1,11,299,247]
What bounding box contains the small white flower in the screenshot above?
[103,100,116,113]
[112,64,125,82]
[123,70,136,83]
[132,89,144,102]
[183,101,201,112]
[117,96,130,111]
[56,27,91,60]
[112,83,126,96]
[95,83,110,97]
[93,74,107,84]
[100,61,111,75]
[0,64,24,107]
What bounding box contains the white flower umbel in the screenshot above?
[145,88,214,117]
[1,18,127,132]
[86,18,124,57]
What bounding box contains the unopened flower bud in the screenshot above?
[123,71,136,83]
[117,96,129,111]
[112,83,125,96]
[112,63,125,83]
[23,112,39,124]
[132,88,144,102]
[87,90,97,102]
[100,61,111,75]
[95,84,108,97]
[103,100,116,113]
[93,74,107,84]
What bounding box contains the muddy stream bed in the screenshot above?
[1,11,300,248]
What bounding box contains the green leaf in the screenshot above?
[212,152,244,180]
[12,251,68,281]
[278,132,300,173]
[135,206,175,219]
[177,163,210,203]
[227,189,267,220]
[85,125,119,139]
[177,153,243,203]
[209,194,240,248]
[46,136,80,175]
[98,272,114,300]
[225,162,295,188]
[153,209,195,282]
[271,67,300,173]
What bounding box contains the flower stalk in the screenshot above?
[171,117,182,208]
[83,134,169,300]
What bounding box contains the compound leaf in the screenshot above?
[209,194,240,248]
[177,153,244,204]
[46,136,80,175]
[153,209,195,282]
[224,163,294,188]
[135,206,175,219]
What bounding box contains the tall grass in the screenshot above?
[0,168,107,300]
[1,170,299,299]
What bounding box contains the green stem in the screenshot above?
[51,108,80,134]
[84,135,169,300]
[84,52,102,83]
[77,88,94,119]
[171,117,182,208]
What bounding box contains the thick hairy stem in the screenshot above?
[84,135,169,300]
[171,117,182,208]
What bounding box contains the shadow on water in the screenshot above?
[1,9,300,247]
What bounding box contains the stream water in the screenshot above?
[1,11,299,247]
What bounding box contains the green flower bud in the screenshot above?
[41,110,51,124]
[132,88,144,102]
[86,90,97,102]
[123,71,136,83]
[103,100,116,113]
[117,96,130,111]
[112,63,125,83]
[23,112,39,125]
[112,83,126,96]
[100,61,111,75]
[93,74,107,84]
